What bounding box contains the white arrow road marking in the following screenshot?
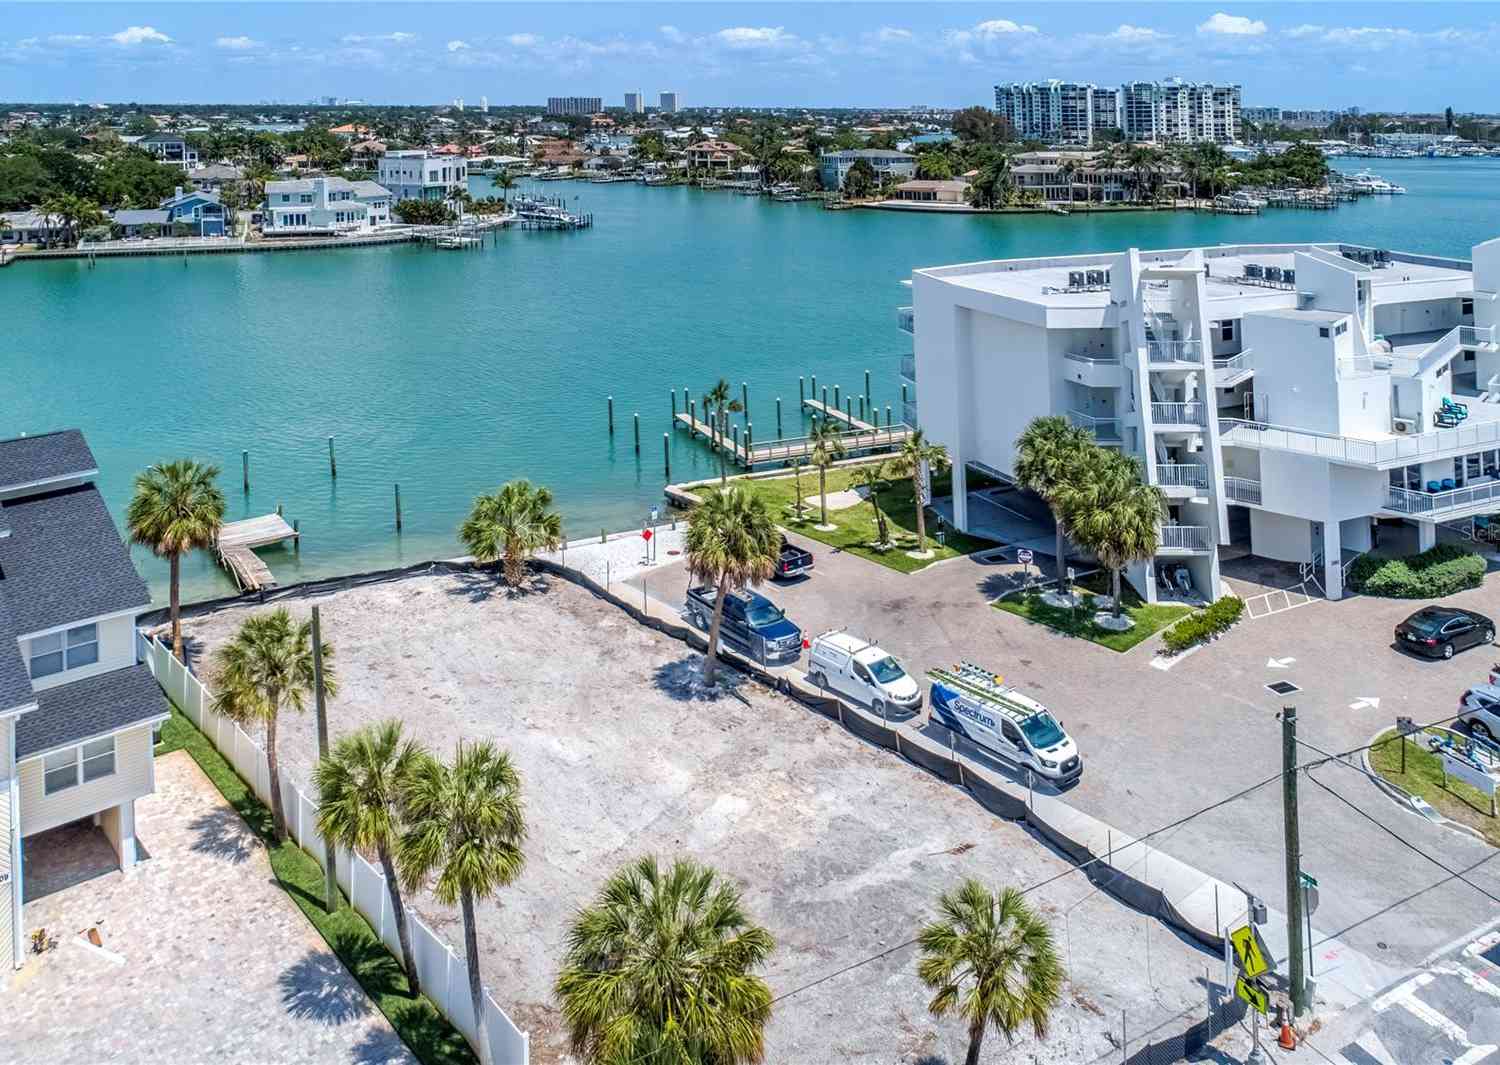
[1267,656,1296,669]
[1350,697,1382,711]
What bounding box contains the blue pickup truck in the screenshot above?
[685,585,804,666]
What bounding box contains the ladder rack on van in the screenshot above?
[927,663,1045,723]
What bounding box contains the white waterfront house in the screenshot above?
[376,150,467,204]
[262,176,393,235]
[902,238,1500,603]
[1,430,170,982]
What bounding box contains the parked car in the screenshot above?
[1459,683,1500,740]
[1395,607,1495,660]
[927,661,1082,784]
[806,630,921,716]
[685,585,803,666]
[774,535,814,580]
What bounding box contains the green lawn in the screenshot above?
[698,465,995,574]
[158,707,478,1065]
[993,575,1192,653]
[1369,728,1500,847]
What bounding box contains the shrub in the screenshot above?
[1162,595,1245,653]
[1345,543,1485,599]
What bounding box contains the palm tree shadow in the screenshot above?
[652,655,751,704]
[187,805,255,864]
[912,1057,950,1065]
[278,948,374,1025]
[977,571,1029,602]
[445,567,551,603]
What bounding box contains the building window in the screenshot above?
[1220,321,1235,342]
[28,623,99,679]
[42,737,116,795]
[1335,321,1348,336]
[1319,327,1330,338]
[1463,298,1475,316]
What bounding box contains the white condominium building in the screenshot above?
[376,150,468,204]
[998,77,1240,146]
[994,81,1097,146]
[900,238,1500,604]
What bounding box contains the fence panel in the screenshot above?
[445,947,481,1039]
[335,842,353,898]
[410,917,454,1020]
[352,854,387,939]
[378,878,403,959]
[486,998,531,1065]
[295,788,320,855]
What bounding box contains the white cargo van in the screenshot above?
[807,630,923,716]
[928,662,1082,784]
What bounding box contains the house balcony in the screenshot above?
[1064,351,1123,388]
[1158,524,1213,554]
[1067,409,1122,444]
[1223,476,1263,506]
[1151,401,1208,428]
[1384,480,1500,521]
[1147,339,1204,365]
[1155,463,1210,498]
[897,306,914,334]
[1214,349,1254,388]
[899,354,915,384]
[903,398,919,427]
[1219,416,1500,469]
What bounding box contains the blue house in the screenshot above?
[159,186,227,237]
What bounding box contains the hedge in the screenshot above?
[1345,543,1486,599]
[1162,595,1245,654]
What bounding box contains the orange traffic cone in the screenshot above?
[1278,1020,1298,1050]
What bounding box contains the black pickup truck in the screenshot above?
[774,536,814,580]
[685,585,804,666]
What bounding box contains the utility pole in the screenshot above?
[312,605,338,913]
[1282,706,1308,1017]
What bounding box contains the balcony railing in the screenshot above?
[1223,476,1263,505]
[1159,524,1212,551]
[1068,409,1121,441]
[899,354,915,381]
[1220,416,1500,468]
[1147,339,1203,364]
[1386,479,1500,517]
[1065,351,1122,365]
[1155,463,1210,489]
[902,398,919,427]
[1151,401,1207,426]
[1214,349,1253,375]
[897,306,914,334]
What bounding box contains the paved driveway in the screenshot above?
[625,534,1500,992]
[5,752,413,1065]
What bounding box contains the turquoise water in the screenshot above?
[5,157,1499,601]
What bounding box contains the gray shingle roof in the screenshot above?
[0,597,34,713]
[16,663,168,759]
[0,430,97,495]
[112,209,171,226]
[0,483,150,634]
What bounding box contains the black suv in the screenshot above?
[1395,607,1495,660]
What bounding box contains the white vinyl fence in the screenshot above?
[139,631,530,1065]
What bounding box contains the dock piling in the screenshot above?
[741,382,749,422]
[834,384,841,409]
[746,423,753,460]
[858,396,865,421]
[607,396,614,434]
[328,436,337,479]
[732,425,740,454]
[394,484,403,532]
[241,450,250,493]
[776,397,783,437]
[811,374,818,400]
[799,376,805,403]
[293,519,300,553]
[865,369,871,409]
[902,383,908,406]
[886,405,893,427]
[689,399,696,434]
[822,386,829,411]
[671,390,677,420]
[276,502,283,517]
[633,413,640,453]
[663,433,670,479]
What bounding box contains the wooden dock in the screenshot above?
[802,397,877,432]
[675,411,912,468]
[216,514,298,593]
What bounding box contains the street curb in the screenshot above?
[1358,728,1493,846]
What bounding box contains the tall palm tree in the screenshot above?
[806,418,847,527]
[126,459,226,659]
[855,463,891,548]
[684,486,779,685]
[398,742,527,1065]
[493,170,517,204]
[215,608,336,840]
[1013,417,1094,590]
[1126,145,1161,204]
[555,856,775,1065]
[315,720,426,996]
[458,479,564,588]
[1058,450,1165,617]
[704,378,744,485]
[886,429,951,554]
[917,880,1064,1065]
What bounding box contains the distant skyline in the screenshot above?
[3,3,1498,111]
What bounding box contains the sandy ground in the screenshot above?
[177,572,1221,1065]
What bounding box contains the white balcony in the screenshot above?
[899,354,915,383]
[1159,524,1213,553]
[903,398,918,426]
[1155,463,1210,495]
[1223,476,1263,505]
[1068,409,1122,443]
[1214,349,1254,388]
[1384,479,1500,520]
[1151,401,1207,427]
[897,306,914,334]
[1220,416,1500,469]
[1064,351,1123,388]
[1147,339,1204,365]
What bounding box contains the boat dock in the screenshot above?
[801,397,877,432]
[674,411,912,468]
[216,514,299,592]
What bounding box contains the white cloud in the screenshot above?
[506,33,542,48]
[340,32,416,45]
[446,39,470,52]
[1107,24,1170,43]
[110,26,171,46]
[712,26,801,51]
[972,19,1038,38]
[1197,13,1267,37]
[46,34,94,47]
[874,26,912,44]
[215,35,258,50]
[659,25,684,44]
[1283,24,1325,39]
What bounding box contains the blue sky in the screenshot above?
[3,3,1497,110]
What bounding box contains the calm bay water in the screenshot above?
[5,157,1500,601]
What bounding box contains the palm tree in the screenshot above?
[214,608,336,841]
[806,418,847,527]
[315,720,426,996]
[398,741,527,1065]
[126,459,226,659]
[790,457,809,521]
[917,880,1064,1065]
[855,463,891,549]
[555,856,775,1065]
[683,486,779,685]
[1057,450,1165,617]
[887,429,951,554]
[1126,145,1161,204]
[1013,417,1094,590]
[493,170,517,204]
[458,479,564,588]
[704,378,744,485]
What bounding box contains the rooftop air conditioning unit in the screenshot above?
[1392,417,1416,435]
[1085,269,1104,286]
[1068,270,1086,288]
[1266,266,1284,282]
[1245,264,1264,279]
[1283,268,1296,285]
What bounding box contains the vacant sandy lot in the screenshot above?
[179,572,1217,1064]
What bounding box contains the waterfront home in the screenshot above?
[686,139,743,172]
[892,179,971,204]
[135,131,197,171]
[349,139,387,171]
[158,187,228,237]
[0,429,171,984]
[376,150,467,203]
[262,176,393,235]
[1009,150,1131,204]
[328,122,373,141]
[0,211,68,246]
[818,148,917,191]
[110,209,171,238]
[904,237,1500,604]
[186,163,244,191]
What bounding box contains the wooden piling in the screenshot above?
[799,376,805,403]
[741,382,749,421]
[886,404,893,427]
[663,433,670,479]
[902,383,908,405]
[689,398,697,434]
[607,395,614,433]
[858,396,865,421]
[242,450,249,493]
[811,374,818,398]
[394,484,403,532]
[865,368,871,407]
[834,384,841,408]
[776,397,783,437]
[293,519,300,553]
[822,386,829,410]
[746,423,753,458]
[328,436,337,479]
[276,502,283,517]
[633,413,640,453]
[671,390,677,420]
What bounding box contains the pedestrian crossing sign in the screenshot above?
[1236,975,1270,1015]
[1230,923,1271,980]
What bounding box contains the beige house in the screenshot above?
[1,430,169,981]
[893,179,971,204]
[685,139,743,172]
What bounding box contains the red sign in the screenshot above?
[642,529,653,541]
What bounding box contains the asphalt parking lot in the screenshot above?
[625,529,1500,1000]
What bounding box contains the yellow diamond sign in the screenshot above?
[1229,923,1271,980]
[1236,975,1270,1015]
